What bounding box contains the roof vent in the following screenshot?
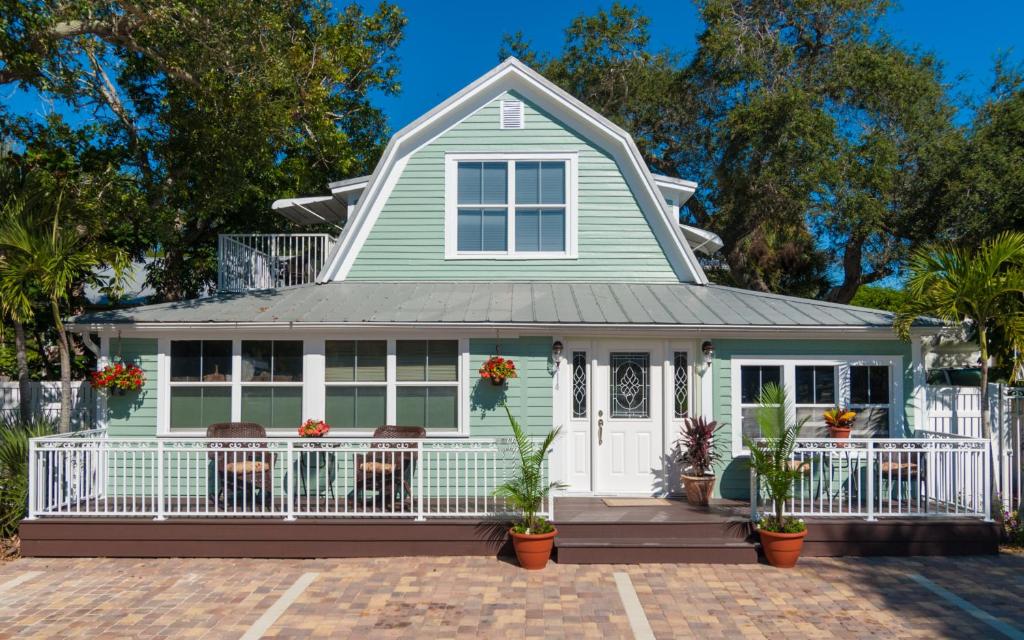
[500,100,524,129]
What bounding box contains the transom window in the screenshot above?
[732,357,901,454]
[446,154,576,258]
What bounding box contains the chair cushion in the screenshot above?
[879,461,919,475]
[225,460,270,474]
[359,461,396,473]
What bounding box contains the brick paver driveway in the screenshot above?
[1,554,1022,639]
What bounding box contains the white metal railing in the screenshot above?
[217,233,334,291]
[27,431,552,522]
[750,435,991,521]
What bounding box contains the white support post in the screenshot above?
[749,468,758,522]
[866,441,876,522]
[285,442,296,521]
[984,439,993,522]
[154,441,166,520]
[26,439,38,520]
[415,441,425,522]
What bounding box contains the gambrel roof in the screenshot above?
[317,57,709,284]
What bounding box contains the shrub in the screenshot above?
[0,418,55,538]
[676,416,723,476]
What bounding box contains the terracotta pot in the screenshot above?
[759,528,808,568]
[829,426,851,439]
[682,473,716,506]
[510,528,558,570]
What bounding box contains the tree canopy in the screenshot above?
[1,0,405,299]
[505,1,974,302]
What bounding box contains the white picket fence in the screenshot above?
[926,384,1024,512]
[0,381,94,429]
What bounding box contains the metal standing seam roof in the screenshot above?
[71,282,938,328]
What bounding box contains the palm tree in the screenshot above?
[0,193,128,432]
[895,231,1024,441]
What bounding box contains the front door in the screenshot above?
[593,343,664,494]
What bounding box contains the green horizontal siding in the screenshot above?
[712,337,914,500]
[468,336,553,438]
[346,92,680,281]
[105,338,158,438]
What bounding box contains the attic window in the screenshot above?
[500,100,524,129]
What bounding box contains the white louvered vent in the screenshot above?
[500,100,524,129]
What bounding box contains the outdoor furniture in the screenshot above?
[879,459,923,506]
[206,422,275,509]
[288,448,337,501]
[350,425,426,511]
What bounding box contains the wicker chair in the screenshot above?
[351,425,426,511]
[206,422,274,509]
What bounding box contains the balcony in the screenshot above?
[217,233,335,292]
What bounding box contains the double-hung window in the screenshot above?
[396,340,459,431]
[168,340,232,431]
[732,357,901,454]
[240,340,303,429]
[324,340,387,430]
[447,154,575,258]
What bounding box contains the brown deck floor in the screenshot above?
[554,497,749,524]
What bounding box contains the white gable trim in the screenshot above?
[318,57,708,284]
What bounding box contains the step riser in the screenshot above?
[556,547,759,564]
[555,522,753,540]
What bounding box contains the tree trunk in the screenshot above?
[13,319,32,424]
[51,301,72,434]
[979,326,991,440]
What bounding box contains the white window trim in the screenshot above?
[730,355,904,456]
[444,151,579,260]
[157,335,470,438]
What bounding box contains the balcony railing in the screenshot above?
[750,433,992,521]
[217,233,334,292]
[26,430,552,522]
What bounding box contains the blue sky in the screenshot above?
[375,0,1022,130]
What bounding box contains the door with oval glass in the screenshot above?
[594,342,664,494]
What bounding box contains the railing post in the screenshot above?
[866,440,876,522]
[749,466,758,522]
[415,441,425,522]
[154,440,166,520]
[984,439,993,521]
[26,438,38,520]
[286,441,296,521]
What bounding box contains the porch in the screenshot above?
[19,429,999,561]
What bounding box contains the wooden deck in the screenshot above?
[18,496,999,562]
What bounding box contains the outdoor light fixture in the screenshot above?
[701,340,715,365]
[552,340,564,362]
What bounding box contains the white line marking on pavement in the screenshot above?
[0,571,43,594]
[240,572,319,640]
[908,573,1024,640]
[614,572,655,640]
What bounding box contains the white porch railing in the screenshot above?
[26,431,552,521]
[217,233,334,292]
[750,435,991,521]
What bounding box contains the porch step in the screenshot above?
[554,537,760,564]
[554,519,752,541]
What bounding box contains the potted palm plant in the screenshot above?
[494,402,565,570]
[676,416,723,506]
[744,382,808,568]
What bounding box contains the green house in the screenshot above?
[71,58,942,502]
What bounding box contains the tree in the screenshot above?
[894,231,1024,440]
[505,1,960,301]
[850,285,906,312]
[0,191,129,432]
[1,1,405,300]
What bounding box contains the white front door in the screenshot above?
[593,343,664,494]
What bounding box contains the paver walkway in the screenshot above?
[1,554,1022,639]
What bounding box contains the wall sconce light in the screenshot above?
[551,340,564,363]
[701,340,715,365]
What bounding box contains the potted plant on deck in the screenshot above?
[494,402,566,570]
[676,416,723,506]
[823,407,856,439]
[744,382,808,568]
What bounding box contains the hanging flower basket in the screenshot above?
[298,418,330,438]
[479,356,517,386]
[89,362,145,395]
